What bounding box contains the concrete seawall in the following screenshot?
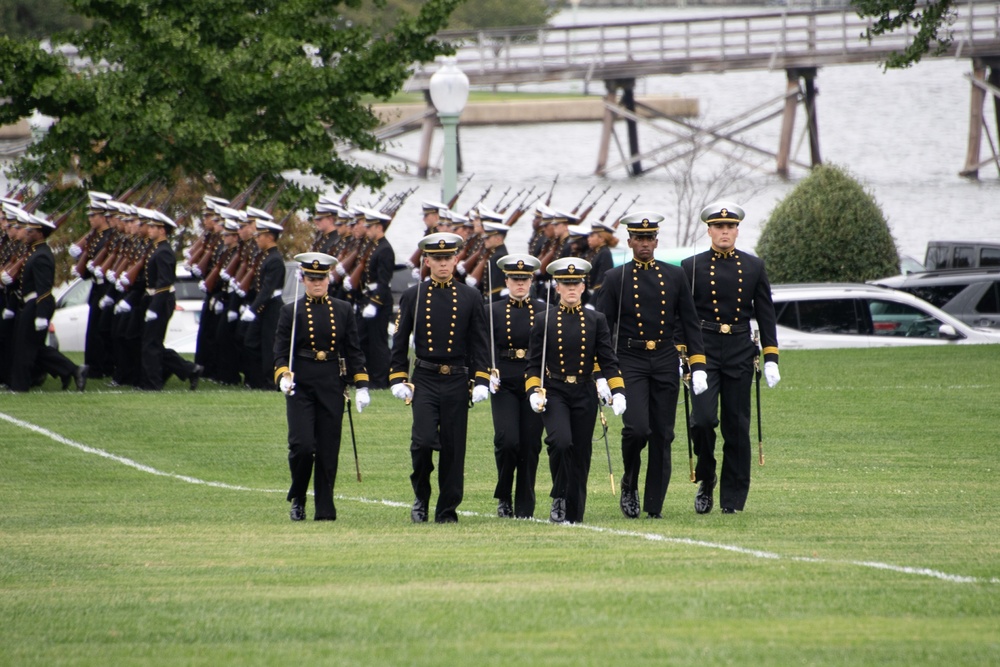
[372,95,698,126]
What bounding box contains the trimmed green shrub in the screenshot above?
[756,164,899,283]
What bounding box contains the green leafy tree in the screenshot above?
[0,0,464,205]
[756,164,900,283]
[852,0,956,69]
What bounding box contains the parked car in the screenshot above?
[923,240,1000,271]
[51,268,204,353]
[871,268,1000,330]
[769,283,1000,349]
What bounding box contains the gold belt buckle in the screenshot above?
[515,349,525,359]
[565,375,577,384]
[315,350,328,361]
[719,324,732,334]
[645,340,656,350]
[439,364,451,375]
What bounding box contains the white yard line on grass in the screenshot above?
[4,410,998,586]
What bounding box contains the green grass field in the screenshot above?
[1,346,998,665]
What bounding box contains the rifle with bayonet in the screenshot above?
[576,185,611,224]
[610,195,640,228]
[447,173,474,209]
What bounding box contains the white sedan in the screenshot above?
[769,283,1000,349]
[51,272,205,353]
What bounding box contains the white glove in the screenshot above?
[106,270,117,283]
[34,317,49,331]
[198,280,207,293]
[220,269,230,281]
[355,387,370,413]
[465,276,477,288]
[391,383,413,402]
[279,374,295,396]
[116,300,132,314]
[86,260,95,272]
[500,288,509,298]
[183,248,192,259]
[68,244,83,258]
[405,260,415,270]
[144,310,158,322]
[691,370,708,396]
[611,393,627,416]
[456,263,467,276]
[595,377,612,405]
[410,267,421,282]
[227,310,237,322]
[71,267,81,279]
[191,266,202,278]
[213,300,224,315]
[489,373,500,394]
[472,384,489,404]
[234,286,246,298]
[361,304,377,319]
[335,262,347,277]
[93,267,104,281]
[529,392,546,413]
[764,361,780,388]
[344,276,355,292]
[1,271,12,285]
[240,309,256,322]
[99,295,114,309]
[1,308,14,320]
[118,273,130,288]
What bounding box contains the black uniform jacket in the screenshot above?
[681,247,779,363]
[272,294,369,388]
[598,258,707,371]
[389,278,490,387]
[525,303,624,396]
[362,236,395,309]
[487,296,546,382]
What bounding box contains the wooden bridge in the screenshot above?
[392,2,1000,179]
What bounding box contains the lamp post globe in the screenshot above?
[429,56,469,202]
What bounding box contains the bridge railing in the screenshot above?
[408,2,1000,85]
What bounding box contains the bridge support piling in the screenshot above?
[595,83,617,176]
[960,59,1000,179]
[621,82,643,176]
[802,69,822,167]
[777,70,800,178]
[596,79,643,176]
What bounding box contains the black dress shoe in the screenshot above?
[619,483,640,519]
[74,364,89,392]
[435,514,458,524]
[721,507,737,514]
[189,364,204,391]
[290,498,306,521]
[61,374,72,390]
[695,474,717,514]
[549,498,566,523]
[497,499,513,518]
[411,498,428,523]
[646,512,662,519]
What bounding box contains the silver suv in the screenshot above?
[872,268,1000,330]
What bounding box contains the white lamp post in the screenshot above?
[428,56,469,203]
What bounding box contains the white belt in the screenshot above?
[272,289,283,299]
[23,291,37,302]
[366,282,378,291]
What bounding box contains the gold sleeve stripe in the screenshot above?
[762,346,779,356]
[475,371,491,380]
[525,376,541,391]
[689,354,707,365]
[274,365,289,383]
[354,373,370,382]
[608,376,625,390]
[389,371,409,381]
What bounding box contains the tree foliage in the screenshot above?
[756,164,899,284]
[0,0,464,206]
[852,0,956,69]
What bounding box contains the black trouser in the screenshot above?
[490,378,543,518]
[285,359,346,520]
[619,348,681,516]
[359,308,392,390]
[213,300,242,385]
[10,313,76,392]
[0,311,15,385]
[195,296,218,378]
[95,296,116,378]
[141,301,196,390]
[542,379,597,524]
[409,367,470,522]
[247,299,280,391]
[237,318,263,389]
[690,332,755,511]
[84,285,111,377]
